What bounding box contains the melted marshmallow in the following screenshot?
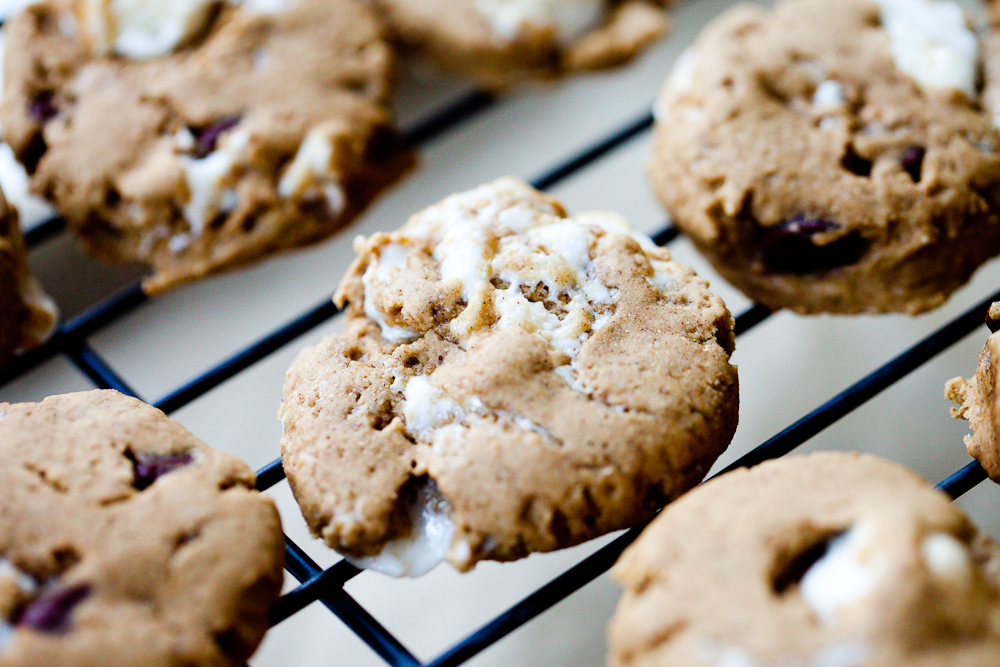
[921,532,972,584]
[800,523,884,625]
[813,79,844,109]
[474,0,604,43]
[361,243,418,342]
[875,0,978,98]
[347,479,454,577]
[176,129,248,237]
[277,126,347,218]
[78,0,286,58]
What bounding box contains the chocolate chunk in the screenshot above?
[760,215,868,274]
[129,451,194,490]
[15,583,90,632]
[901,146,925,183]
[194,116,241,158]
[28,92,58,122]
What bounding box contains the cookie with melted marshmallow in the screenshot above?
[278,177,738,575]
[648,0,1000,314]
[1,0,413,293]
[0,390,284,667]
[609,452,1000,667]
[372,0,670,88]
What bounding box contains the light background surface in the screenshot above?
[2,0,1000,665]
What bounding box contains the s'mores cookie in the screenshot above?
[609,452,1000,667]
[1,0,413,293]
[0,186,56,370]
[648,0,1000,314]
[947,303,1000,482]
[372,0,670,87]
[0,390,285,667]
[279,177,738,575]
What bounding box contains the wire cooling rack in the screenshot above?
[2,0,999,665]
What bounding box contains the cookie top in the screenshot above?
[649,0,1000,314]
[0,186,56,370]
[372,0,668,87]
[278,177,738,575]
[0,390,284,667]
[609,452,1000,667]
[1,0,412,293]
[946,303,1000,481]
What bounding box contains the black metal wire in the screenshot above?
[5,87,995,667]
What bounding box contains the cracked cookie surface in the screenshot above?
[649,0,1000,314]
[278,177,738,575]
[609,452,1000,667]
[372,0,669,87]
[0,390,284,667]
[1,0,412,293]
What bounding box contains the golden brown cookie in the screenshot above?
[0,185,56,370]
[278,177,738,575]
[0,390,285,667]
[648,0,1000,314]
[947,302,1000,482]
[609,452,1000,667]
[1,0,413,293]
[373,0,670,87]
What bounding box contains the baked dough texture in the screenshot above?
[947,302,1000,482]
[649,0,1000,314]
[609,452,1000,667]
[372,0,670,87]
[0,186,56,370]
[278,177,738,574]
[1,0,413,293]
[0,390,285,667]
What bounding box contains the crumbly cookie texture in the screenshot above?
[0,186,56,370]
[649,0,1000,314]
[278,177,738,575]
[946,303,1000,481]
[372,0,670,87]
[0,390,284,667]
[609,452,1000,667]
[1,0,413,293]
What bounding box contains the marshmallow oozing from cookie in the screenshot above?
[279,177,738,574]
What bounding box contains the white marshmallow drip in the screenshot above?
[812,79,845,109]
[474,0,604,43]
[347,478,454,578]
[277,126,346,218]
[921,532,972,584]
[800,522,884,625]
[875,0,978,98]
[176,129,248,237]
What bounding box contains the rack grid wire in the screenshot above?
[2,1,999,665]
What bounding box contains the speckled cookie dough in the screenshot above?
[0,390,285,667]
[648,0,1000,314]
[946,302,1000,482]
[278,177,738,575]
[609,452,1000,667]
[372,0,670,87]
[0,185,56,370]
[1,0,413,293]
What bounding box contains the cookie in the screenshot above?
[278,177,738,575]
[609,452,1000,667]
[372,0,669,87]
[648,0,1000,314]
[1,0,413,293]
[0,185,56,370]
[0,390,285,666]
[946,302,1000,482]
